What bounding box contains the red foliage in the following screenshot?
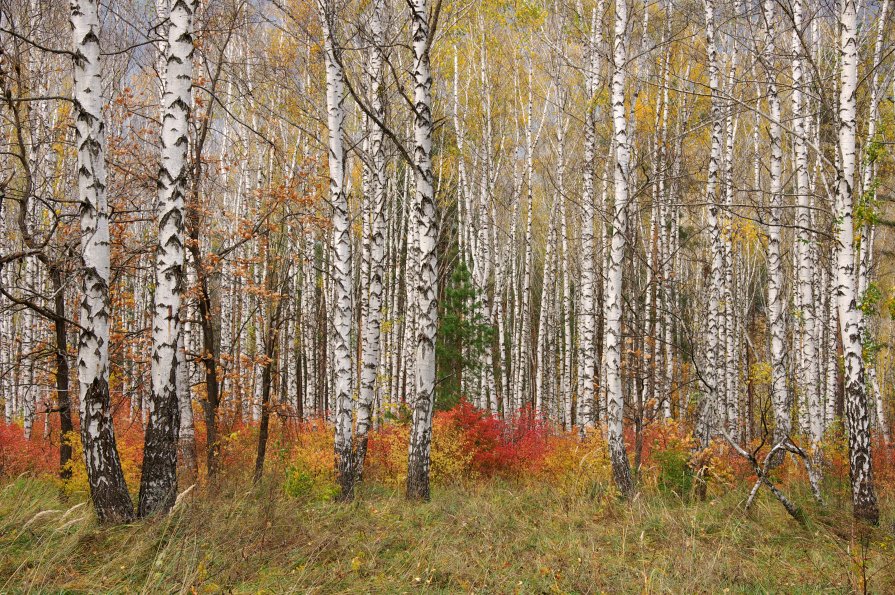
[2,399,893,498]
[0,422,57,477]
[439,400,551,477]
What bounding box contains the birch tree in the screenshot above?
[70,0,133,523]
[576,2,602,430]
[356,0,387,484]
[835,0,879,525]
[606,0,634,499]
[139,0,197,518]
[317,0,355,499]
[406,0,438,501]
[790,0,822,465]
[761,0,789,446]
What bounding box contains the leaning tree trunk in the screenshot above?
[71,0,134,523]
[835,0,879,525]
[139,0,197,518]
[606,0,635,500]
[406,0,438,501]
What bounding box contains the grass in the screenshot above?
[2,473,893,593]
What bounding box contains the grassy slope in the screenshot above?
[1,476,893,593]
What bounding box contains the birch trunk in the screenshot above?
[139,0,197,517]
[835,0,879,525]
[576,3,602,430]
[71,0,134,523]
[607,0,634,498]
[406,0,438,501]
[318,0,354,498]
[791,0,822,456]
[762,0,790,446]
[356,0,386,483]
[699,0,724,446]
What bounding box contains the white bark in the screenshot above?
[406,0,438,501]
[791,0,821,452]
[607,0,634,498]
[71,0,133,522]
[576,3,603,430]
[835,0,878,524]
[356,0,386,478]
[699,0,725,445]
[762,0,790,444]
[141,0,196,517]
[318,0,354,495]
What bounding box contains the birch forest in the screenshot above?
[1,0,895,590]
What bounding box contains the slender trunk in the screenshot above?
[576,3,603,430]
[791,0,822,477]
[607,0,634,499]
[254,270,285,484]
[356,0,387,483]
[140,0,197,518]
[698,0,725,446]
[836,0,879,525]
[50,265,74,478]
[760,0,790,451]
[406,0,438,501]
[317,0,355,498]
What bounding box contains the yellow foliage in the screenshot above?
[430,416,476,485]
[533,431,612,498]
[287,420,335,479]
[750,361,773,385]
[364,417,476,488]
[58,430,142,499]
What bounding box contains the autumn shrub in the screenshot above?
[688,441,736,499]
[364,413,474,487]
[634,421,735,499]
[4,400,889,507]
[532,430,612,500]
[431,413,477,483]
[365,422,409,487]
[59,423,145,497]
[0,422,56,477]
[438,400,550,477]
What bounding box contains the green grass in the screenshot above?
[1,475,893,593]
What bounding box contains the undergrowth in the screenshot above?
[1,401,894,592]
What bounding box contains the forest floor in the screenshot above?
[2,474,894,593]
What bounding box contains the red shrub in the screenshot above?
[0,422,57,477]
[440,400,551,477]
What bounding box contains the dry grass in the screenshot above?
[1,473,893,593]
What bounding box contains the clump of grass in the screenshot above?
[1,472,892,593]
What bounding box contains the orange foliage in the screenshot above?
[3,402,894,503]
[0,422,57,477]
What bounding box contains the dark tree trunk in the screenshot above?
[197,273,222,479]
[138,367,180,517]
[253,356,274,484]
[746,310,755,443]
[296,342,304,422]
[49,265,74,479]
[254,264,285,484]
[80,377,134,522]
